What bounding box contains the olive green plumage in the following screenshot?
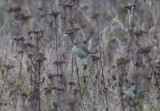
[72,42,95,59]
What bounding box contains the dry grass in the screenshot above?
[0,0,160,111]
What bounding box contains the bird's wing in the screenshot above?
[81,46,91,54]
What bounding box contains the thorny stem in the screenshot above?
[95,18,105,87]
[36,34,39,51]
[95,61,100,89]
[118,7,135,111]
[120,6,135,111]
[55,16,59,75]
[71,32,78,76]
[96,17,108,110]
[71,45,74,76]
[74,55,84,110]
[37,33,41,111]
[69,5,74,77]
[104,92,109,111]
[128,7,136,111]
[38,62,41,111]
[54,15,63,111]
[127,7,134,60]
[68,8,84,107]
[0,70,8,96]
[119,69,125,111]
[28,56,34,92]
[19,53,23,77]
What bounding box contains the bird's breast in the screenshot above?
[72,46,88,58]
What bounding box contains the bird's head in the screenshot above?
[73,42,82,47]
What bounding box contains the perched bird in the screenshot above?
[72,42,95,59]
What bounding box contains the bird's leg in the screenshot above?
[74,58,83,65]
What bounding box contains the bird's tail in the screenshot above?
[89,52,96,54]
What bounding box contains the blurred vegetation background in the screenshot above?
[0,0,160,111]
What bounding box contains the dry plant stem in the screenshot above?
[55,16,59,75]
[28,56,34,91]
[62,6,67,29]
[149,57,160,103]
[30,31,42,111]
[55,15,63,111]
[104,92,109,111]
[38,62,41,111]
[71,31,78,77]
[118,71,125,111]
[70,25,74,77]
[95,61,100,89]
[37,35,41,111]
[125,6,135,111]
[19,53,23,77]
[95,18,105,87]
[69,7,73,22]
[127,7,134,60]
[0,69,8,96]
[74,56,82,96]
[74,55,84,110]
[118,6,135,111]
[71,48,74,76]
[70,41,74,77]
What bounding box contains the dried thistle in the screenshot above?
[7,6,21,12]
[124,3,136,10]
[47,73,62,79]
[91,11,100,19]
[3,64,14,70]
[65,28,75,34]
[80,4,89,10]
[33,52,47,62]
[134,29,146,36]
[83,74,89,83]
[12,36,25,42]
[50,86,58,90]
[73,25,80,31]
[18,50,24,54]
[15,14,32,21]
[27,53,34,57]
[65,1,74,8]
[67,77,76,86]
[53,60,65,65]
[103,87,108,93]
[137,46,152,55]
[28,30,44,35]
[57,86,65,91]
[48,10,59,18]
[65,25,80,35]
[47,73,57,79]
[44,87,52,92]
[91,55,100,62]
[83,74,89,78]
[22,42,36,49]
[116,57,129,66]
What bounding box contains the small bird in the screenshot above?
[72,42,95,59]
